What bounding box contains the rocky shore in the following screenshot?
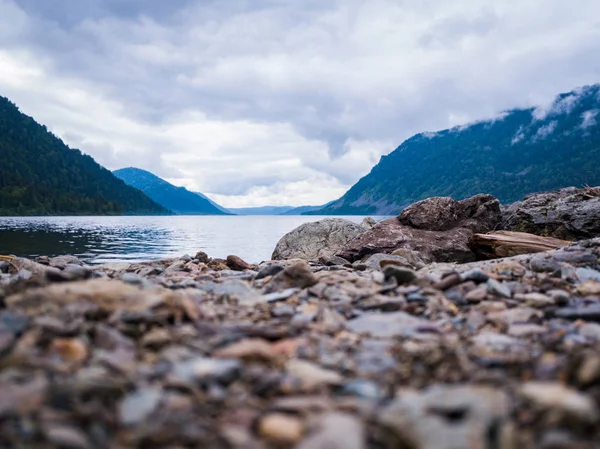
[1,186,600,448]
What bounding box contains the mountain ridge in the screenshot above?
[0,97,169,216]
[113,168,231,215]
[310,84,600,215]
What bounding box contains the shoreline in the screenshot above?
[1,236,599,446]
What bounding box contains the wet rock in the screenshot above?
[502,186,600,240]
[226,255,251,271]
[264,261,318,293]
[272,218,366,261]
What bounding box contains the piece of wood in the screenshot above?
[473,231,570,258]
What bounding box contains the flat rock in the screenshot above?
[272,218,366,261]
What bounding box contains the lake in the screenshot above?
[0,216,373,264]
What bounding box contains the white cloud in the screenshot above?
[511,126,525,145]
[1,0,600,207]
[533,120,558,140]
[581,109,599,129]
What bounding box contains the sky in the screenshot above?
[1,0,599,207]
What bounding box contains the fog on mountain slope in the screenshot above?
[311,84,600,216]
[0,97,169,216]
[113,168,231,215]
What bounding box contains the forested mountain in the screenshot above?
[227,206,293,215]
[0,97,169,216]
[113,167,231,215]
[280,203,332,215]
[312,84,600,215]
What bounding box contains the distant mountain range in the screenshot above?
[115,169,327,215]
[311,84,600,215]
[113,168,231,215]
[227,206,294,215]
[0,97,169,216]
[3,82,599,217]
[280,204,330,215]
[112,167,334,215]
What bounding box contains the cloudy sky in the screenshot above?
[1,0,599,207]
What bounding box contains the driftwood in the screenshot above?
[473,231,570,259]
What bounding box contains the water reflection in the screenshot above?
[0,216,372,264]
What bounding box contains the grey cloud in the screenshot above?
[2,0,600,205]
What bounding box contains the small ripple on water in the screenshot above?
[0,215,379,263]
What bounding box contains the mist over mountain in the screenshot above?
[312,84,600,216]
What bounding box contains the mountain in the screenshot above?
[193,191,231,214]
[0,97,169,216]
[227,206,293,215]
[281,202,333,215]
[113,167,231,215]
[312,84,600,216]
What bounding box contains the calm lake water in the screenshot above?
[0,216,373,264]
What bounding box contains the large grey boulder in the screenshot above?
[502,186,600,240]
[338,194,501,264]
[271,219,366,261]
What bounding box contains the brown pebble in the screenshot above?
[226,255,252,271]
[258,413,304,444]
